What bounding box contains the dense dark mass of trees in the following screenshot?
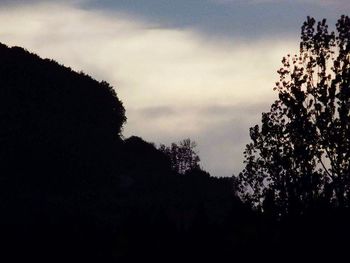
[0,42,257,261]
[1,15,350,262]
[237,15,350,258]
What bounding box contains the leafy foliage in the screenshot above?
[159,138,200,174]
[0,43,128,261]
[0,43,257,261]
[237,16,350,217]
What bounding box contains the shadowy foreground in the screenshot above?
[1,31,350,262]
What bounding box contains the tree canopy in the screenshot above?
[5,14,350,261]
[159,138,201,174]
[0,43,255,261]
[237,15,350,217]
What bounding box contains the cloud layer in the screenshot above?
[0,2,300,176]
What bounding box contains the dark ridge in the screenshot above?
[0,42,257,261]
[6,14,350,259]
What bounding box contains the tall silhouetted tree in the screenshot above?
[159,138,200,174]
[237,16,350,217]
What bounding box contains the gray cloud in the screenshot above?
[2,0,346,39]
[136,106,177,119]
[199,102,271,117]
[79,0,346,39]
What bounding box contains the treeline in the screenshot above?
[2,15,350,262]
[0,43,260,261]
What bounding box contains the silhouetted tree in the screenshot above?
[237,16,350,217]
[0,43,127,261]
[159,138,200,174]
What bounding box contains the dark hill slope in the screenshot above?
[0,43,259,262]
[0,43,127,260]
[0,43,126,174]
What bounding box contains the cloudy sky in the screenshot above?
[0,0,348,176]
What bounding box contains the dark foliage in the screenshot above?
[159,138,200,174]
[235,15,350,259]
[238,16,350,216]
[0,43,258,261]
[4,14,349,259]
[0,43,128,261]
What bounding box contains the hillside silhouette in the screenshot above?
[3,14,350,260]
[0,43,259,261]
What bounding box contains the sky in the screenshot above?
[0,0,348,177]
